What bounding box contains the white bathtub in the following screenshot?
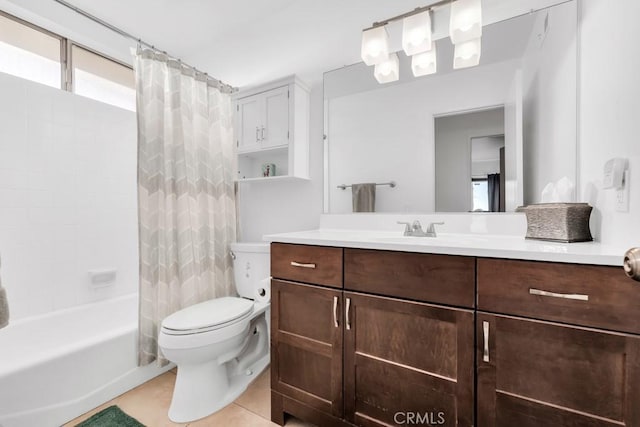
[0,293,172,427]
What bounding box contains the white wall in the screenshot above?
[0,72,138,320]
[327,60,518,214]
[522,1,578,204]
[237,84,324,242]
[578,0,640,249]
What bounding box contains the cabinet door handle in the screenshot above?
[529,288,589,301]
[345,297,351,330]
[256,126,260,142]
[290,261,316,269]
[333,296,339,328]
[261,126,266,140]
[483,321,490,362]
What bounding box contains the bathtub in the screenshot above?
[0,293,172,427]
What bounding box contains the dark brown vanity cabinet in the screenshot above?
[477,259,640,427]
[270,243,476,427]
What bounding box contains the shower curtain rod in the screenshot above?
[52,0,237,93]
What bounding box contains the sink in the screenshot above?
[372,234,491,246]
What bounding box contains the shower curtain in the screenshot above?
[134,48,236,366]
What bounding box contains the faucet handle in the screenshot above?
[397,221,412,236]
[427,222,445,234]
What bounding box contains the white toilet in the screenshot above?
[158,242,271,423]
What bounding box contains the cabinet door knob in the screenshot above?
[483,321,490,362]
[345,297,352,330]
[261,126,266,140]
[333,296,339,328]
[255,126,260,142]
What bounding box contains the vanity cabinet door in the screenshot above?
[343,292,474,427]
[271,280,344,420]
[477,313,640,427]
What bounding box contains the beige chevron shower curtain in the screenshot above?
[134,48,236,366]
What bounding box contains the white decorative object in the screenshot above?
[411,45,437,77]
[453,38,482,69]
[402,10,432,56]
[450,0,483,44]
[374,53,400,84]
[361,26,390,66]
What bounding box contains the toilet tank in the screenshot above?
[230,242,270,300]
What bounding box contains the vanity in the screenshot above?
[266,225,638,427]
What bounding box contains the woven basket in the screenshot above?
[517,203,593,243]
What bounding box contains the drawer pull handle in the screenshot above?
[290,261,316,269]
[529,288,589,301]
[346,297,352,330]
[483,321,490,362]
[333,296,339,328]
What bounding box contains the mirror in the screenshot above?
[324,1,577,213]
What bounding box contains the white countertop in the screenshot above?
[264,229,626,266]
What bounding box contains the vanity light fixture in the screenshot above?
[411,45,437,76]
[374,52,400,83]
[362,0,483,83]
[449,0,483,44]
[361,26,390,66]
[402,10,432,56]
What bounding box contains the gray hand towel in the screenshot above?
[352,183,376,213]
[0,255,8,329]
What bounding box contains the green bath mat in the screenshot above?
[74,405,145,427]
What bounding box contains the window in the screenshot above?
[0,12,135,111]
[472,179,489,212]
[71,45,136,111]
[0,13,62,88]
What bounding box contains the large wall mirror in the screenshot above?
[323,0,577,214]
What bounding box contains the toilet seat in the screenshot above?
[161,297,254,336]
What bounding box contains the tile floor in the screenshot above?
[65,367,313,427]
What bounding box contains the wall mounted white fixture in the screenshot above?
[450,0,483,44]
[402,10,432,56]
[374,53,400,83]
[361,26,390,66]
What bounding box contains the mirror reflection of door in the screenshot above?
[435,106,507,212]
[471,136,505,212]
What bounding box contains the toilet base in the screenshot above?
[167,354,270,423]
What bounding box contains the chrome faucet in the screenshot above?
[397,220,444,237]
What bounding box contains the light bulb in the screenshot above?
[450,0,482,44]
[402,10,432,56]
[374,53,399,84]
[361,26,390,66]
[453,38,481,69]
[412,46,437,77]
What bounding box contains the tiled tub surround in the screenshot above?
[0,71,138,320]
[0,294,171,427]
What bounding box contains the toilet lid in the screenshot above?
[161,297,254,332]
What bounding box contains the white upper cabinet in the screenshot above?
[233,76,310,181]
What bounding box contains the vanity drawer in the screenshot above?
[344,249,475,308]
[477,258,640,334]
[271,243,343,288]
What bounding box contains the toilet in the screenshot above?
[158,242,271,423]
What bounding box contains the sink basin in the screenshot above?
[372,234,491,246]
